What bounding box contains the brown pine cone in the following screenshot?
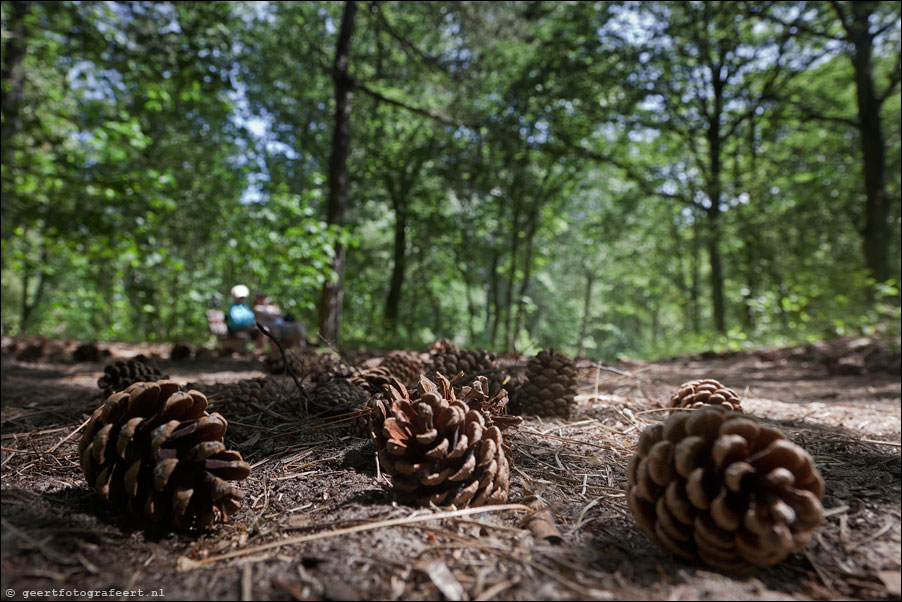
[379,351,425,387]
[349,394,386,439]
[170,342,194,362]
[202,378,285,413]
[514,349,578,418]
[671,379,743,412]
[350,366,394,394]
[428,341,495,380]
[309,378,369,415]
[627,406,824,571]
[98,359,169,398]
[373,375,510,507]
[265,352,352,387]
[78,381,250,530]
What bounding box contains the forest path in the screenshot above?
[1,339,899,601]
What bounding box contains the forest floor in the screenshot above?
[1,336,900,601]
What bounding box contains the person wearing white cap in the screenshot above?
[226,284,257,339]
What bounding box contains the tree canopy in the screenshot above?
[2,0,900,357]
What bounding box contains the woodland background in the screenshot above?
[2,0,900,358]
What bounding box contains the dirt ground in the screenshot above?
[1,338,900,601]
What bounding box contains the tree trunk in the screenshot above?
[384,194,407,332]
[1,0,31,236]
[846,2,890,283]
[706,79,726,334]
[0,1,30,164]
[576,271,595,359]
[503,203,522,352]
[690,218,701,333]
[511,207,539,353]
[487,236,500,348]
[318,0,358,345]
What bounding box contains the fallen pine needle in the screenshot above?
[177,503,530,570]
[45,416,91,454]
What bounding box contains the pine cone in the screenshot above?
[170,343,194,362]
[98,359,169,398]
[428,342,495,380]
[309,378,368,415]
[374,374,510,507]
[73,342,107,362]
[514,349,578,418]
[203,378,285,413]
[78,381,250,530]
[379,351,425,387]
[671,379,743,412]
[279,353,353,387]
[350,366,394,394]
[349,394,386,439]
[627,406,824,571]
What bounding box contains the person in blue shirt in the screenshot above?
[226,285,258,343]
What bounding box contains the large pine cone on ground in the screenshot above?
[98,359,169,398]
[627,406,824,571]
[670,379,743,412]
[373,375,510,507]
[514,349,578,418]
[78,381,250,530]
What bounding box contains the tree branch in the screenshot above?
[352,78,479,129]
[368,1,462,80]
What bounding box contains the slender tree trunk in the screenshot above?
[0,1,30,164]
[846,2,890,283]
[487,237,500,347]
[576,271,595,359]
[690,218,701,334]
[706,83,726,334]
[318,0,358,345]
[503,203,522,352]
[511,208,538,353]
[384,194,407,332]
[1,1,31,236]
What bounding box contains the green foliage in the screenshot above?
[2,1,899,355]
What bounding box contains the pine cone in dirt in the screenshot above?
[15,341,45,362]
[514,349,578,418]
[349,393,386,439]
[73,342,106,362]
[98,359,169,398]
[350,366,394,394]
[267,352,352,387]
[201,378,289,413]
[78,381,250,530]
[486,370,527,400]
[627,406,824,571]
[379,351,425,387]
[373,374,511,507]
[428,341,495,381]
[170,343,193,362]
[670,379,743,412]
[309,378,369,415]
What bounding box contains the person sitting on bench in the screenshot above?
[226,285,259,343]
